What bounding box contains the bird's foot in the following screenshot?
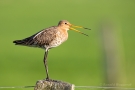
[46,77,52,81]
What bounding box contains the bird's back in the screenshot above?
[13,26,59,49]
[13,26,68,48]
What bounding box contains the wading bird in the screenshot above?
[13,20,90,80]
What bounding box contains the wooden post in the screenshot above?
[34,79,74,90]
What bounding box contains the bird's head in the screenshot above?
[58,20,91,36]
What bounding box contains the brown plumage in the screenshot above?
[13,20,90,80]
[13,26,58,48]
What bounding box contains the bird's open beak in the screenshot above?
[69,24,91,36]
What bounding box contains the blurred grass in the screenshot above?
[0,0,135,90]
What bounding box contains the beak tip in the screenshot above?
[84,28,91,30]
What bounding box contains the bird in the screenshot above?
[13,20,90,80]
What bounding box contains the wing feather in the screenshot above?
[13,26,58,48]
[33,26,57,46]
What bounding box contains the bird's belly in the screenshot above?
[50,37,67,48]
[49,32,68,48]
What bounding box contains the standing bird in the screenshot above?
[13,20,90,80]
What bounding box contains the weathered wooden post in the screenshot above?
[34,79,74,90]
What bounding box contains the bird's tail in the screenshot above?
[13,36,33,46]
[13,40,26,45]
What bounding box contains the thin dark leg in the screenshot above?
[43,50,49,80]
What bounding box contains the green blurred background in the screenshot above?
[0,0,135,90]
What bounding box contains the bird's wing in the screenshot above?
[13,26,58,47]
[32,26,58,46]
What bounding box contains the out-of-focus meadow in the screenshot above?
[0,0,135,90]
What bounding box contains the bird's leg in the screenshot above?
[43,49,50,80]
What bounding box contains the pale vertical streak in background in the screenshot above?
[100,19,126,88]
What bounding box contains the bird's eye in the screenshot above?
[65,23,67,24]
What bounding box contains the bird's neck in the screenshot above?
[58,25,69,31]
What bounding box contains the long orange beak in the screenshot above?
[69,24,91,36]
